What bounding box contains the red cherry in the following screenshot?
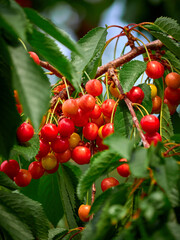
[14,169,32,187]
[91,113,104,127]
[28,161,45,179]
[101,177,119,192]
[164,98,177,115]
[165,72,180,89]
[28,51,40,65]
[145,132,162,146]
[51,135,69,153]
[72,146,91,165]
[58,118,75,137]
[0,160,20,180]
[89,104,101,119]
[17,122,34,143]
[146,61,164,79]
[36,138,50,158]
[46,162,59,174]
[96,135,108,151]
[164,87,180,105]
[78,94,96,112]
[101,99,116,118]
[126,86,144,104]
[62,99,79,117]
[78,204,91,222]
[151,96,162,114]
[117,158,130,178]
[71,108,89,127]
[140,115,160,134]
[41,123,58,142]
[55,149,71,163]
[85,79,103,97]
[102,123,114,138]
[83,122,98,140]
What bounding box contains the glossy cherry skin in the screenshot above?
[102,123,114,138]
[148,84,157,99]
[46,162,59,174]
[17,122,34,143]
[41,123,58,142]
[83,122,98,140]
[126,86,144,104]
[145,132,162,146]
[165,72,180,89]
[89,104,101,119]
[101,177,119,192]
[14,169,32,187]
[72,146,91,165]
[117,158,130,178]
[28,51,40,65]
[78,94,96,112]
[151,96,162,114]
[69,133,81,149]
[0,160,20,180]
[62,99,79,117]
[28,161,45,179]
[71,108,89,127]
[91,113,104,127]
[146,61,164,79]
[96,135,108,151]
[101,99,116,118]
[85,79,103,97]
[110,83,120,98]
[164,87,180,105]
[36,138,50,158]
[140,115,160,134]
[55,149,71,163]
[51,136,69,153]
[78,204,91,222]
[41,153,57,170]
[58,118,75,137]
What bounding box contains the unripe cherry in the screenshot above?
[46,162,59,174]
[78,204,91,222]
[146,61,164,79]
[140,115,160,134]
[17,122,34,143]
[69,132,81,149]
[85,79,103,96]
[148,84,157,99]
[41,153,57,170]
[101,177,119,192]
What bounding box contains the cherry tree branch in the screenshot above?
[40,61,63,78]
[108,68,150,148]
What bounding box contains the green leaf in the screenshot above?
[8,44,50,131]
[150,31,180,58]
[0,172,17,191]
[154,17,180,42]
[164,51,180,73]
[119,60,147,93]
[71,27,107,85]
[0,0,27,41]
[48,228,68,240]
[10,134,39,161]
[77,150,121,200]
[170,134,180,143]
[24,8,82,56]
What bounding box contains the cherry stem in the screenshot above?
[136,38,151,62]
[114,36,120,60]
[130,28,150,43]
[161,57,174,72]
[90,141,96,221]
[62,77,70,99]
[132,103,149,115]
[45,111,51,124]
[108,68,150,148]
[130,178,145,196]
[49,98,60,124]
[163,144,180,157]
[18,38,28,52]
[133,105,144,118]
[84,71,91,81]
[110,99,119,123]
[79,85,85,95]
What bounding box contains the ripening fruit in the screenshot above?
[62,99,79,117]
[140,115,160,134]
[58,118,75,137]
[151,96,162,114]
[69,132,81,149]
[17,122,34,143]
[101,99,116,118]
[72,146,91,165]
[117,158,130,178]
[102,123,114,138]
[146,61,164,79]
[145,132,162,146]
[165,72,180,89]
[109,83,120,98]
[41,123,58,142]
[0,160,20,180]
[41,153,57,170]
[83,122,98,140]
[78,94,96,112]
[28,51,40,65]
[14,169,32,187]
[126,86,144,104]
[78,204,91,222]
[148,84,157,99]
[164,87,180,105]
[89,104,101,119]
[28,161,45,179]
[101,177,119,192]
[46,162,59,174]
[85,79,103,96]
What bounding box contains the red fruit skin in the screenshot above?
[51,136,69,153]
[78,204,91,222]
[83,123,98,140]
[89,104,101,119]
[28,51,40,65]
[151,96,162,114]
[85,79,103,96]
[17,122,34,143]
[101,99,116,118]
[165,72,180,89]
[126,86,144,104]
[36,138,50,158]
[102,123,114,138]
[96,135,108,151]
[72,146,91,165]
[146,61,164,79]
[145,132,162,146]
[0,160,20,180]
[164,98,177,115]
[41,123,58,142]
[164,87,180,105]
[140,115,160,134]
[58,118,75,137]
[46,162,59,174]
[101,177,119,192]
[71,108,89,127]
[28,161,45,179]
[14,169,32,187]
[55,149,71,163]
[62,99,79,117]
[78,94,96,112]
[117,158,130,178]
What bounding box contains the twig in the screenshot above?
[108,68,150,148]
[90,141,96,221]
[163,144,180,157]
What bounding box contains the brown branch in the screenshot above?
[163,144,180,157]
[108,68,150,148]
[40,61,63,78]
[95,39,163,78]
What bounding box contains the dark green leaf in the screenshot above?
[8,44,50,131]
[119,60,147,93]
[0,172,17,190]
[171,112,180,134]
[24,8,82,56]
[166,222,180,240]
[48,228,68,240]
[170,134,180,143]
[164,51,180,73]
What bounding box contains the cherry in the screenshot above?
[140,115,160,134]
[36,138,50,158]
[58,118,75,137]
[126,86,144,104]
[145,61,164,79]
[102,123,114,138]
[85,79,103,97]
[151,96,162,114]
[28,161,45,179]
[83,122,98,140]
[145,132,162,146]
[0,160,20,180]
[98,125,104,139]
[96,135,108,151]
[41,153,57,170]
[71,108,89,127]
[51,135,69,153]
[117,158,130,178]
[101,99,116,118]
[91,113,104,127]
[28,51,40,65]
[14,169,32,187]
[56,149,71,163]
[148,84,157,99]
[69,132,81,149]
[165,72,180,89]
[164,98,177,115]
[62,99,78,117]
[41,123,58,142]
[101,177,119,192]
[78,204,91,222]
[46,162,59,174]
[164,87,180,105]
[17,122,34,143]
[78,94,96,112]
[109,83,120,98]
[89,104,101,119]
[72,146,91,165]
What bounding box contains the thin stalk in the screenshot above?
[84,71,91,81]
[132,103,149,115]
[136,38,151,62]
[18,38,28,52]
[50,98,60,124]
[62,77,70,99]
